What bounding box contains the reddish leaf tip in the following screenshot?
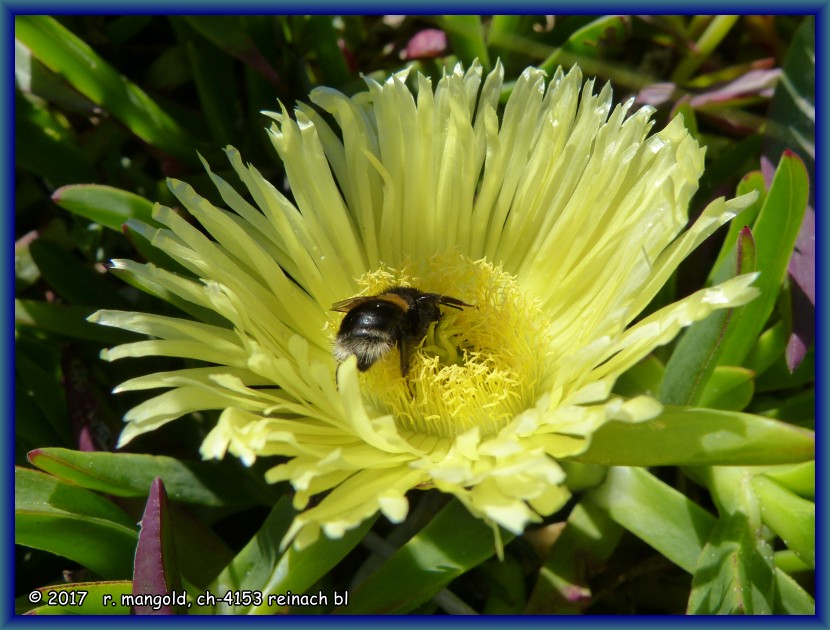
[26,449,44,465]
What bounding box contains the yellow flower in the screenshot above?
[91,62,758,551]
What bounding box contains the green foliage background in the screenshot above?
[15,15,815,615]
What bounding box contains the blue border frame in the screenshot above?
[5,3,828,626]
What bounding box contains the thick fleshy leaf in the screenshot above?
[745,319,787,377]
[541,15,630,71]
[132,478,183,614]
[525,499,623,614]
[613,355,664,399]
[696,366,754,411]
[15,16,198,164]
[763,16,814,195]
[340,499,512,614]
[15,467,137,579]
[28,447,280,507]
[773,568,815,614]
[15,299,138,344]
[751,475,814,568]
[167,505,235,591]
[694,134,763,208]
[661,227,755,406]
[687,510,775,614]
[51,184,156,233]
[15,93,97,187]
[20,581,133,615]
[170,18,238,147]
[251,514,377,614]
[670,16,740,84]
[181,16,281,85]
[29,239,129,309]
[717,151,809,367]
[208,496,295,613]
[304,16,352,86]
[16,350,72,447]
[573,407,814,467]
[709,171,767,283]
[587,467,715,573]
[486,16,534,69]
[440,16,491,69]
[763,461,814,500]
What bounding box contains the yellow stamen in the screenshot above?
[330,254,553,438]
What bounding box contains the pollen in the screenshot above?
[335,254,554,438]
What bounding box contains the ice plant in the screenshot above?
[90,62,759,551]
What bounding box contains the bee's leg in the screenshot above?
[398,336,410,377]
[399,340,418,397]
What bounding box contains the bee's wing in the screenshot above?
[331,296,373,312]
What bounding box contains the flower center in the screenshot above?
[332,255,553,438]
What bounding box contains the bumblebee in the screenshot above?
[332,286,472,376]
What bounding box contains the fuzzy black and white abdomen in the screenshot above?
[333,301,404,371]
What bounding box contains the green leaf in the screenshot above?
[587,467,715,573]
[694,135,764,211]
[764,16,814,192]
[441,16,491,70]
[253,515,377,614]
[209,496,295,613]
[696,366,754,411]
[717,152,810,366]
[28,447,280,507]
[181,16,282,85]
[573,406,814,467]
[710,171,767,281]
[51,184,156,232]
[763,461,814,500]
[341,499,510,614]
[15,352,72,446]
[540,16,630,72]
[28,239,129,308]
[18,581,133,615]
[687,510,775,614]
[15,299,138,344]
[304,16,352,87]
[16,16,198,165]
[670,15,740,84]
[15,467,138,579]
[15,93,98,187]
[755,346,814,393]
[525,499,623,613]
[751,475,814,568]
[613,355,664,399]
[774,549,812,574]
[745,319,788,377]
[171,19,238,147]
[168,505,234,590]
[773,567,815,614]
[756,389,814,428]
[486,16,536,70]
[660,227,755,406]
